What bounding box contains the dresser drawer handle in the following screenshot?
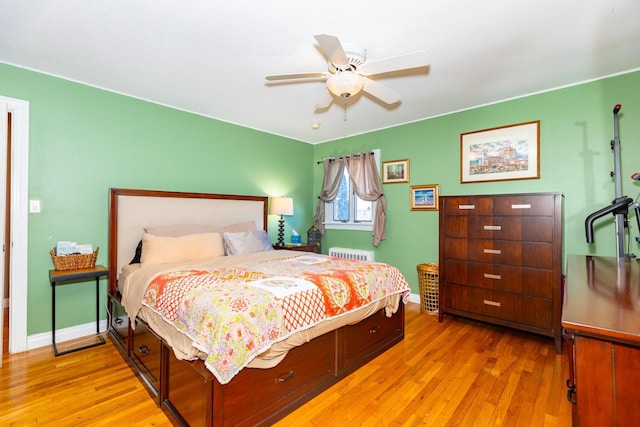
[484,273,502,280]
[511,204,531,209]
[483,299,502,307]
[483,249,502,254]
[369,325,381,334]
[137,344,150,355]
[483,225,501,231]
[276,369,295,383]
[458,204,475,210]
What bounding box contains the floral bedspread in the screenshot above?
[141,254,410,384]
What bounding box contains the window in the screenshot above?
[324,150,380,231]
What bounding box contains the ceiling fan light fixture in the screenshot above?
[327,72,365,98]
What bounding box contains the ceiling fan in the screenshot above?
[265,34,430,109]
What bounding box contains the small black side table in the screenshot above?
[49,265,108,356]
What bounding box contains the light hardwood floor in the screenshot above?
[0,303,572,426]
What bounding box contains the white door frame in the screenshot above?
[1,95,29,354]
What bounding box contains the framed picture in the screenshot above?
[460,120,540,183]
[410,184,439,211]
[382,159,410,184]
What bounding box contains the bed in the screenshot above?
[107,188,409,426]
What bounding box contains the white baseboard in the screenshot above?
[407,292,420,304]
[27,320,109,351]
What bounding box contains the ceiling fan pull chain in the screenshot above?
[343,97,348,122]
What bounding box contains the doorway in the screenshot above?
[2,110,9,358]
[0,96,29,360]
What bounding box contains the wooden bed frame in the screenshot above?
[107,188,405,426]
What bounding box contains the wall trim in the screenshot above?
[27,320,108,351]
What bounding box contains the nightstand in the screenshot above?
[49,265,108,356]
[273,243,319,253]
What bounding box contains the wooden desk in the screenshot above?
[49,265,108,356]
[562,255,640,426]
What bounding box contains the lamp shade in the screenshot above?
[270,197,293,216]
[327,72,365,98]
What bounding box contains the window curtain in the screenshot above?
[346,152,386,247]
[313,157,345,235]
[313,152,386,247]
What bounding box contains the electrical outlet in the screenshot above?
[29,199,41,213]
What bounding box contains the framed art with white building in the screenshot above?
[460,120,540,183]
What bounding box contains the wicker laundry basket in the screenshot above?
[417,263,439,315]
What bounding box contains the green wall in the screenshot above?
[0,63,314,334]
[2,62,639,337]
[314,70,640,292]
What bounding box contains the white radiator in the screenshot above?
[328,247,375,262]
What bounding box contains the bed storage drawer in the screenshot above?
[217,331,337,426]
[108,292,129,354]
[131,321,162,393]
[342,306,404,371]
[165,349,214,427]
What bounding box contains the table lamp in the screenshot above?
[270,197,293,247]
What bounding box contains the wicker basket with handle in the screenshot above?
[50,247,99,271]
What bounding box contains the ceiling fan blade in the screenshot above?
[359,51,429,76]
[314,34,349,66]
[362,77,401,105]
[314,90,334,109]
[266,72,327,81]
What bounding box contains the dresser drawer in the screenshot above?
[442,197,492,216]
[221,332,336,426]
[493,195,556,216]
[131,321,162,391]
[443,283,553,330]
[444,259,553,299]
[444,216,554,242]
[342,308,403,370]
[444,238,553,269]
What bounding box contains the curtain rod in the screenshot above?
[316,151,375,164]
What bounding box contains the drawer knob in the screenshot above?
[511,204,531,209]
[483,273,502,280]
[483,249,502,255]
[369,325,381,334]
[566,379,577,404]
[458,204,475,210]
[137,344,150,355]
[483,225,502,231]
[483,299,502,307]
[276,369,295,383]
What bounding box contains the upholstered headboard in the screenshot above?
[108,188,268,294]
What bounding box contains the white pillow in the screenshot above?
[141,232,224,265]
[223,230,274,256]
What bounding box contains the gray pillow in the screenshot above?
[223,230,274,255]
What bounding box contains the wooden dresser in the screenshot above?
[562,255,640,426]
[438,192,563,353]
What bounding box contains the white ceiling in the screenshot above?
[1,1,639,144]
